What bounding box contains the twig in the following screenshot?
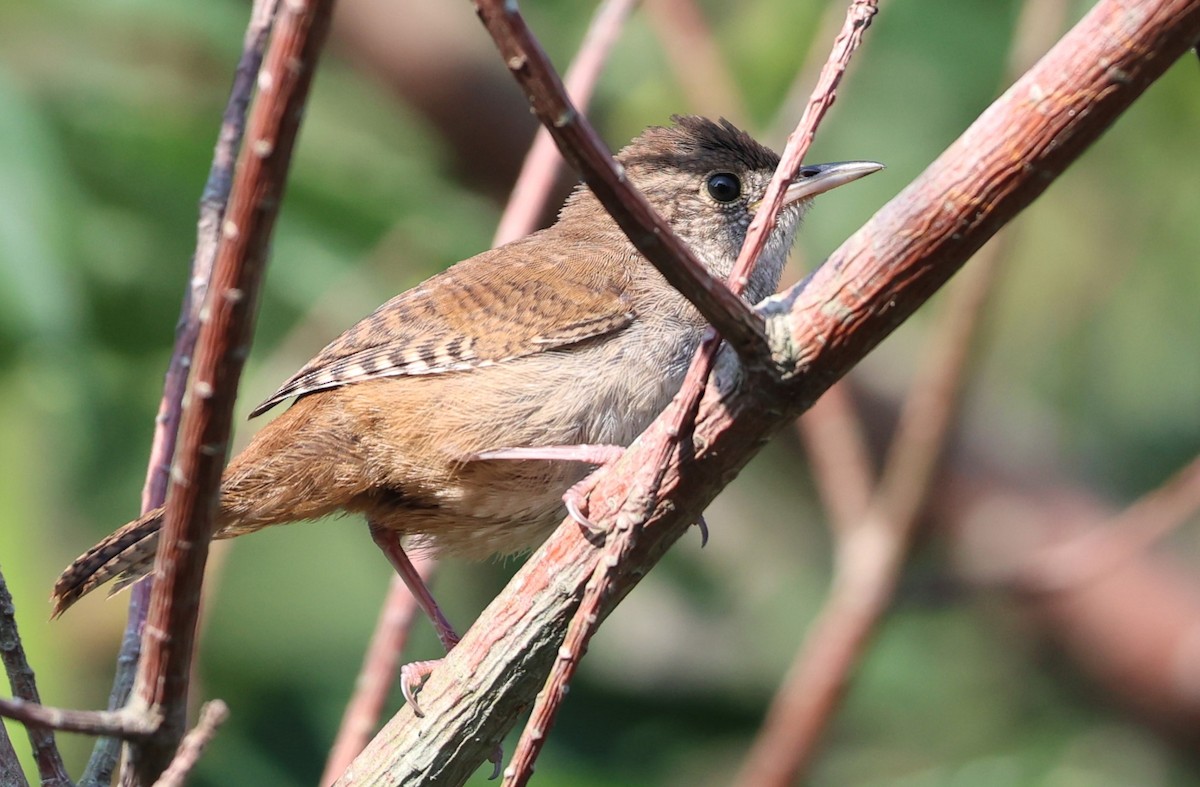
[737,1,1072,781]
[493,0,640,245]
[150,701,230,787]
[472,0,771,362]
[80,5,279,786]
[320,566,435,787]
[0,568,71,787]
[770,0,866,139]
[0,699,158,741]
[124,1,337,783]
[795,390,876,533]
[1017,453,1200,592]
[732,0,877,294]
[503,4,879,784]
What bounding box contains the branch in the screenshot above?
[1017,453,1200,592]
[332,1,1200,781]
[0,568,71,787]
[0,699,158,740]
[472,0,771,362]
[82,4,278,786]
[150,701,230,787]
[728,0,876,295]
[492,0,640,245]
[125,1,337,783]
[736,0,1123,779]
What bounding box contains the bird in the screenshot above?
[52,115,881,705]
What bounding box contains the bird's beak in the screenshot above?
[781,160,885,205]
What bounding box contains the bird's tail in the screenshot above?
[51,508,164,618]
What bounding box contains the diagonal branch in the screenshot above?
[472,0,770,362]
[150,701,230,787]
[332,1,1200,782]
[493,0,641,246]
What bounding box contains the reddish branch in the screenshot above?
[332,0,1200,782]
[736,0,1156,780]
[493,0,640,245]
[124,1,337,783]
[472,0,770,362]
[152,701,230,787]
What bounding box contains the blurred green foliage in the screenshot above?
[0,0,1198,785]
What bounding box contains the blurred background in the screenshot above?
[1,0,1198,784]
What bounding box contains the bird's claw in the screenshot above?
[400,658,442,718]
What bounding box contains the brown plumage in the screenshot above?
[52,116,881,621]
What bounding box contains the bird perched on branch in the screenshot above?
[53,115,880,706]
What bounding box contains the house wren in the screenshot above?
[52,116,880,697]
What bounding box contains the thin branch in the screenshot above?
[0,568,71,787]
[150,701,230,787]
[1017,453,1200,592]
[82,4,278,786]
[770,0,866,139]
[493,0,640,246]
[795,390,876,533]
[737,0,1072,780]
[125,1,337,783]
[0,700,158,741]
[320,566,435,787]
[331,0,1200,781]
[472,0,771,362]
[729,0,877,295]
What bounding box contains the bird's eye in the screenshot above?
[706,172,741,203]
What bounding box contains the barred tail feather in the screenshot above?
[51,508,163,617]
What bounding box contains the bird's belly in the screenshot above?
[357,327,699,559]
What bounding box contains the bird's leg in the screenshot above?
[472,445,624,535]
[368,523,459,711]
[368,522,504,778]
[470,445,626,465]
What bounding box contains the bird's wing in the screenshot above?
[249,240,635,418]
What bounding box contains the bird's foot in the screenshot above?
[400,657,441,718]
[400,656,502,779]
